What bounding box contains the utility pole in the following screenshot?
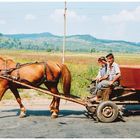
[62,1,67,64]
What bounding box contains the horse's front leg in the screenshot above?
[0,80,9,101]
[10,86,26,118]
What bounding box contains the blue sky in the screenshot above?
[0,2,140,42]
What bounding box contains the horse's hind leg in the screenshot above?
[50,96,60,118]
[44,82,60,118]
[10,86,26,118]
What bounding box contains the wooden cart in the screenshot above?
[86,65,140,122]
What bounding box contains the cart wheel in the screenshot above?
[96,101,119,123]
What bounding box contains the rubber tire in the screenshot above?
[96,101,119,123]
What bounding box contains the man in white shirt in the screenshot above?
[89,53,121,102]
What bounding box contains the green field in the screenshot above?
[0,49,140,100]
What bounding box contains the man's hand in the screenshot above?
[109,81,114,85]
[109,73,121,86]
[96,78,100,82]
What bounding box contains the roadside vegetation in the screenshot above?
[0,49,140,100]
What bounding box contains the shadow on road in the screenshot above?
[59,110,84,118]
[123,105,140,116]
[1,107,140,119]
[0,114,18,119]
[1,109,84,118]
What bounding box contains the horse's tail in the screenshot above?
[61,64,71,97]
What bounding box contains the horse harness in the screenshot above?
[0,61,60,86]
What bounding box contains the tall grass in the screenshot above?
[0,49,140,99]
[66,63,99,98]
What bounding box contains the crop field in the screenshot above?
[0,49,140,100]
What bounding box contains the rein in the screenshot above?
[0,61,44,73]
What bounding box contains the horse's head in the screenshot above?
[0,57,16,71]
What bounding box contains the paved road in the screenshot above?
[0,98,140,138]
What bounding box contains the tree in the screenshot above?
[90,48,96,53]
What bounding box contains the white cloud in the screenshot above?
[0,19,6,25]
[6,29,18,34]
[24,14,37,21]
[50,9,88,23]
[101,6,140,41]
[102,6,140,24]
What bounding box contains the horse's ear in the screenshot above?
[0,57,4,61]
[7,59,15,63]
[6,59,16,68]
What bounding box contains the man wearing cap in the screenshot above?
[89,53,121,102]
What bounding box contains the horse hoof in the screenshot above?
[50,110,53,113]
[51,112,58,119]
[19,111,26,118]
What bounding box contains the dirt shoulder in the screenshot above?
[0,97,85,111]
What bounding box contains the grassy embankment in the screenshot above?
[0,49,140,100]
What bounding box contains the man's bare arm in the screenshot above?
[110,73,121,85]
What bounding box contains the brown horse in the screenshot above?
[0,57,71,118]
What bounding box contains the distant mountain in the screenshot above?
[0,32,140,53]
[4,32,59,39]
